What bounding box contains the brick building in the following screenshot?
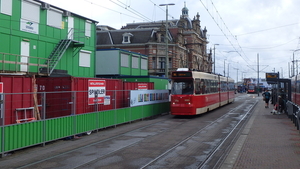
[96,3,211,78]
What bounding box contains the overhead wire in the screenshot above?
[199,0,256,73]
[83,0,143,21]
[110,0,152,22]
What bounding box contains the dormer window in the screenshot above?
[122,32,133,44]
[161,35,165,42]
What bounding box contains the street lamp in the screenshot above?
[224,59,226,76]
[292,49,300,77]
[160,3,175,78]
[213,44,219,74]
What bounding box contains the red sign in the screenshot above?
[138,83,148,90]
[88,80,106,105]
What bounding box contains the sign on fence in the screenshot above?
[88,80,106,105]
[130,90,169,107]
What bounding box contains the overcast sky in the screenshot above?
[43,0,300,82]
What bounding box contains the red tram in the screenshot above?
[247,83,256,94]
[170,69,235,115]
[291,74,300,106]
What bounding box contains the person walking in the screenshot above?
[262,89,271,108]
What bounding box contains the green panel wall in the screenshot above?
[98,110,116,128]
[4,121,43,152]
[120,77,169,90]
[121,67,131,75]
[131,106,144,120]
[0,0,97,77]
[0,127,2,152]
[45,117,74,141]
[76,113,98,134]
[141,69,148,76]
[131,68,140,76]
[0,103,170,154]
[116,108,131,124]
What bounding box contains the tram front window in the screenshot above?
[171,80,194,95]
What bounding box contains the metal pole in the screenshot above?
[213,46,215,73]
[224,59,226,76]
[227,63,230,77]
[159,3,175,78]
[257,53,259,96]
[293,52,295,77]
[165,5,169,78]
[213,44,219,74]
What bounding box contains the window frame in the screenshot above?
[79,50,91,67]
[0,0,12,16]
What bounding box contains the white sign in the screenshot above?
[104,96,110,105]
[130,90,169,107]
[20,19,39,34]
[88,80,106,105]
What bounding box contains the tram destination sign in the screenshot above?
[172,72,192,77]
[266,72,278,84]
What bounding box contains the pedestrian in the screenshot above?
[262,89,271,108]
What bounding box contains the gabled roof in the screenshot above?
[97,28,156,45]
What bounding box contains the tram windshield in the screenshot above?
[171,80,194,95]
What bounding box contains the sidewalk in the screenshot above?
[222,96,300,169]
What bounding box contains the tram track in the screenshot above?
[141,97,258,169]
[7,94,259,169]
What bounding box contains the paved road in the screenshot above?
[0,93,258,168]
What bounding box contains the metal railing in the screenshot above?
[0,52,49,75]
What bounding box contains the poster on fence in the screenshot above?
[130,90,169,107]
[88,80,106,105]
[104,96,110,105]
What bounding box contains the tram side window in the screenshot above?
[228,82,234,91]
[221,81,227,92]
[195,79,201,94]
[200,79,205,94]
[212,80,218,93]
[204,79,209,93]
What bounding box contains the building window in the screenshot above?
[159,57,165,69]
[161,35,165,42]
[85,20,92,37]
[47,8,63,29]
[21,0,40,23]
[121,53,129,67]
[122,33,133,44]
[1,0,12,15]
[152,57,156,69]
[21,0,40,34]
[132,56,139,69]
[79,50,91,67]
[141,58,148,70]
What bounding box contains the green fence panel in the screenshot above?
[98,110,116,128]
[131,106,144,120]
[4,121,43,152]
[0,127,2,153]
[0,103,170,154]
[142,105,154,118]
[115,108,131,124]
[76,113,98,134]
[45,116,74,141]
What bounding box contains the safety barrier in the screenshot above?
[0,90,170,157]
[286,101,300,130]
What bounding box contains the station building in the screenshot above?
[96,3,211,78]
